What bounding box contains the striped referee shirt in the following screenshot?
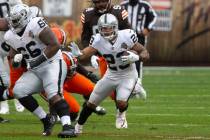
[121,0,157,34]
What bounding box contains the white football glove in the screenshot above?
[14,54,23,63]
[91,55,99,69]
[68,42,83,57]
[121,51,139,64]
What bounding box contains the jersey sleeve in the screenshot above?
[124,29,138,49]
[4,31,16,50]
[89,34,100,50]
[80,9,93,48]
[112,5,131,30]
[144,1,157,31]
[29,17,48,37]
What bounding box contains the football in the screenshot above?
[122,50,138,56]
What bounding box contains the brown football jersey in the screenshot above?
[80,5,130,47]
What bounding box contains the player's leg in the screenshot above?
[133,36,147,99]
[63,90,80,121]
[115,76,137,129]
[64,72,106,115]
[8,62,26,112]
[13,71,55,136]
[41,59,76,138]
[0,57,10,114]
[76,63,99,83]
[75,77,116,134]
[133,61,147,99]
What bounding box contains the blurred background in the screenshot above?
[22,0,210,66]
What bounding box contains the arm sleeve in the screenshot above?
[117,8,131,30]
[80,11,91,48]
[125,29,138,49]
[30,17,48,37]
[144,3,157,31]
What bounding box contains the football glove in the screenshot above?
[121,51,139,64]
[90,55,99,69]
[68,42,83,57]
[14,54,23,63]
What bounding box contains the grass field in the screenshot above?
[1,67,210,140]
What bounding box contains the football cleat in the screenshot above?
[41,114,56,136]
[94,106,107,115]
[14,99,25,112]
[0,117,9,123]
[132,79,147,100]
[0,101,9,114]
[115,111,128,129]
[74,123,83,135]
[57,124,77,138]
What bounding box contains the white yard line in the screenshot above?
[105,113,210,117]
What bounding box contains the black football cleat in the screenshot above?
[93,106,107,115]
[41,114,56,136]
[57,124,77,138]
[0,117,9,123]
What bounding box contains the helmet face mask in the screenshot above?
[98,14,118,41]
[8,4,31,33]
[92,0,111,13]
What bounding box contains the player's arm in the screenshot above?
[121,30,149,63]
[28,26,61,69]
[131,43,149,62]
[115,6,131,29]
[9,47,22,68]
[144,2,157,36]
[79,46,97,60]
[0,18,9,31]
[39,26,61,58]
[80,11,91,47]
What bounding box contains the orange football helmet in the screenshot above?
[51,27,66,46]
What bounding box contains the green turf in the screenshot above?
[1,67,210,140]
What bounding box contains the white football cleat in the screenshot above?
[132,79,147,100]
[115,111,128,129]
[0,101,9,114]
[14,99,24,112]
[74,123,83,134]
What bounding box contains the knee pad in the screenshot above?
[18,95,39,112]
[117,102,128,113]
[52,99,69,117]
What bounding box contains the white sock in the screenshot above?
[33,106,47,119]
[60,115,71,126]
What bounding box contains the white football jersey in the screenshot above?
[0,0,23,57]
[4,17,62,65]
[91,29,138,78]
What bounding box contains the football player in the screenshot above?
[81,0,147,100]
[72,14,149,133]
[4,4,76,138]
[0,0,24,114]
[81,0,130,77]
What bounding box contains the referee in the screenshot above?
[121,0,157,98]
